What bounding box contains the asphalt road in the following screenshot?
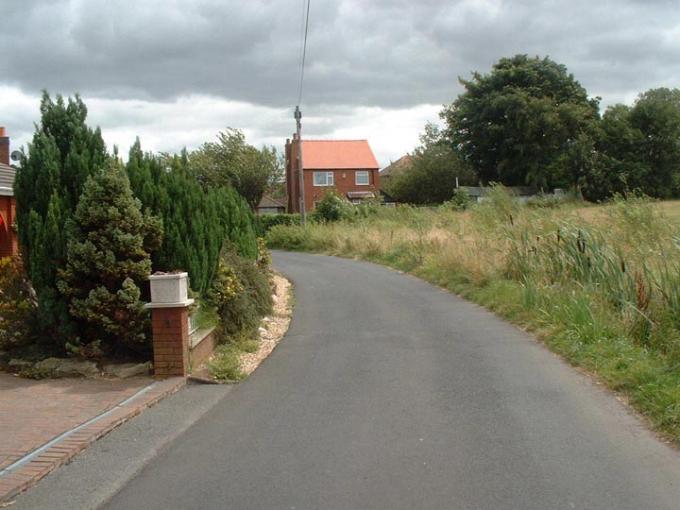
[103,251,680,510]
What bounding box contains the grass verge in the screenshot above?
[267,193,680,444]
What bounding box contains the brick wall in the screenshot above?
[304,168,380,208]
[151,307,190,377]
[0,128,8,166]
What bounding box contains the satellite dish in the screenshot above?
[10,151,21,162]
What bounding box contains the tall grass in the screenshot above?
[267,190,680,443]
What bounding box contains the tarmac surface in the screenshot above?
[19,251,680,509]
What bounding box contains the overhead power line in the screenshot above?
[297,0,311,106]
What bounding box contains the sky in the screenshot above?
[1,0,680,167]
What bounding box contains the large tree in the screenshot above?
[627,88,680,198]
[386,123,477,204]
[580,88,680,201]
[14,92,108,342]
[189,129,282,209]
[442,55,600,189]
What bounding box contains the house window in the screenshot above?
[313,171,334,186]
[355,171,369,185]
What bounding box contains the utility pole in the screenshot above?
[295,105,306,224]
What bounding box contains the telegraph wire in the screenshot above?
[297,0,311,107]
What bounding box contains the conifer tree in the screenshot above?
[57,163,162,357]
[126,143,257,295]
[14,92,108,342]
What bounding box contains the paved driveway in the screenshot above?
[104,252,680,510]
[0,374,151,472]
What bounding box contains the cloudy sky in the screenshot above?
[1,0,679,166]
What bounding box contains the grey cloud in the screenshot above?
[1,0,680,110]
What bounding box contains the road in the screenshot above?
[102,251,680,509]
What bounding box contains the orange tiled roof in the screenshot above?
[302,140,379,170]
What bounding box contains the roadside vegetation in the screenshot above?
[1,92,278,376]
[267,191,680,444]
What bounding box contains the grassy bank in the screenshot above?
[267,191,680,444]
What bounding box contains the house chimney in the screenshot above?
[0,127,8,166]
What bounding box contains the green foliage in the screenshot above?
[126,140,258,295]
[207,344,245,381]
[57,163,161,357]
[189,128,283,209]
[0,257,36,350]
[442,54,599,190]
[14,92,108,343]
[256,237,272,269]
[387,123,477,204]
[442,189,473,211]
[256,213,301,234]
[311,190,354,222]
[582,88,680,201]
[208,247,272,343]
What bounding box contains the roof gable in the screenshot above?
[302,140,379,170]
[380,154,412,177]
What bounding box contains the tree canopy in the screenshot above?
[441,55,600,189]
[189,128,282,209]
[386,123,476,204]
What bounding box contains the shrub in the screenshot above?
[442,189,472,211]
[256,213,301,234]
[311,191,354,222]
[57,163,162,358]
[208,246,272,342]
[0,257,36,350]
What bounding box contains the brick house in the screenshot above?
[0,127,18,258]
[285,136,380,213]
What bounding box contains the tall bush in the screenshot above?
[126,141,258,295]
[14,92,108,341]
[0,257,36,350]
[57,163,162,357]
[208,246,272,342]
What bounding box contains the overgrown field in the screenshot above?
[267,192,680,444]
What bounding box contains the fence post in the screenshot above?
[146,272,194,378]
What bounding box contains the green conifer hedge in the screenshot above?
[126,140,258,295]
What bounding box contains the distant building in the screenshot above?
[256,195,286,215]
[285,137,380,213]
[379,154,412,192]
[0,127,18,258]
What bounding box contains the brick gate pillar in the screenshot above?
[146,273,194,378]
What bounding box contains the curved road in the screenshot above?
[105,252,680,509]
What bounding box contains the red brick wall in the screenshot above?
[304,168,380,208]
[0,130,9,167]
[151,307,190,377]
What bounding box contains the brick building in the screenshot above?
[285,136,380,214]
[0,127,17,258]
